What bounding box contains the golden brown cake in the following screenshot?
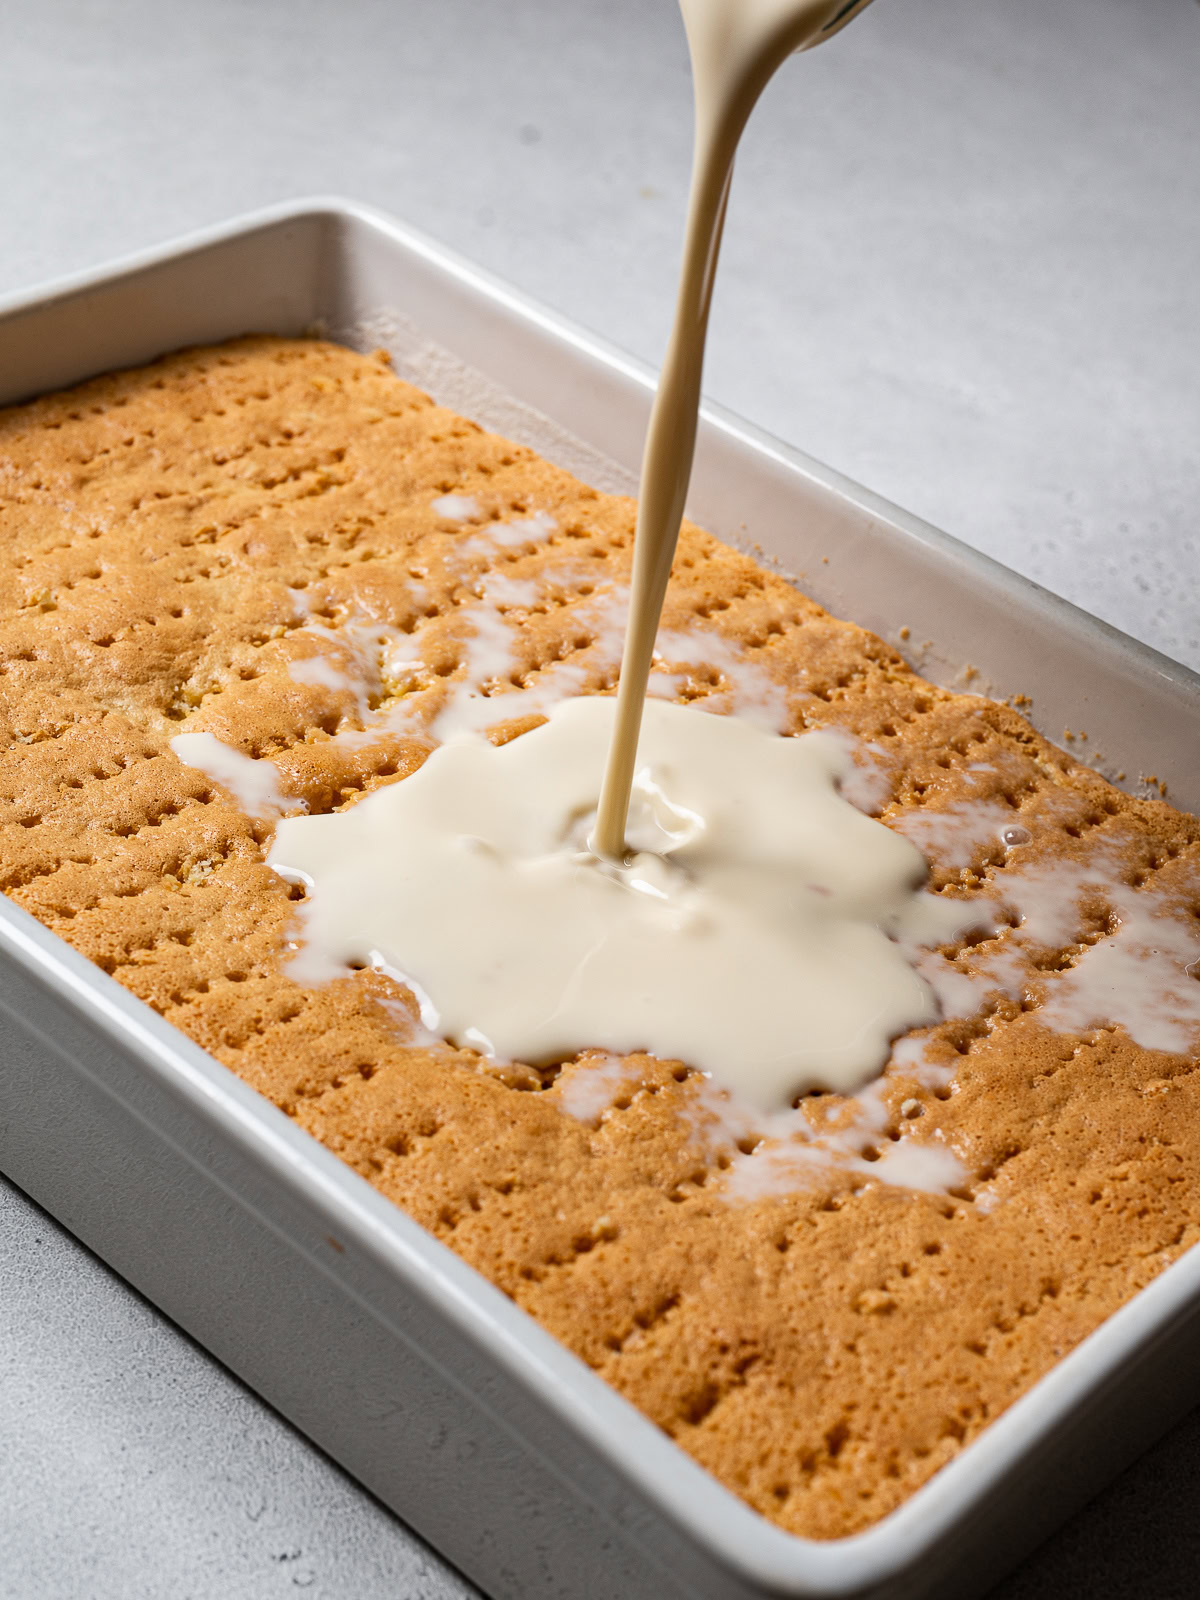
[2,335,1198,1540]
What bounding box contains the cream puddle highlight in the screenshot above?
[268,696,972,1114]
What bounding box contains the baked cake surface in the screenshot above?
[2,336,1199,1539]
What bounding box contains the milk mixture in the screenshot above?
[269,696,972,1111]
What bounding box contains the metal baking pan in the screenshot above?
[2,199,1199,1600]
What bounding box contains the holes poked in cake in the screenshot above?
[516,1216,625,1287]
[891,799,1028,880]
[551,1052,646,1122]
[601,1290,682,1358]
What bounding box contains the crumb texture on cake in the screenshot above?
[2,336,1199,1540]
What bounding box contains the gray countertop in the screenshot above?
[1,1,1198,1595]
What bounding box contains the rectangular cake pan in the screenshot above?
[2,199,1199,1600]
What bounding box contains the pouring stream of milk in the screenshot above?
[591,0,876,860]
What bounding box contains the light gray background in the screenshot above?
[1,0,1198,1596]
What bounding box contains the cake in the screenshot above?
[2,335,1197,1540]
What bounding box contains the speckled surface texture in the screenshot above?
[1,0,1198,1595]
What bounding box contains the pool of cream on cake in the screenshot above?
[267,695,978,1114]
